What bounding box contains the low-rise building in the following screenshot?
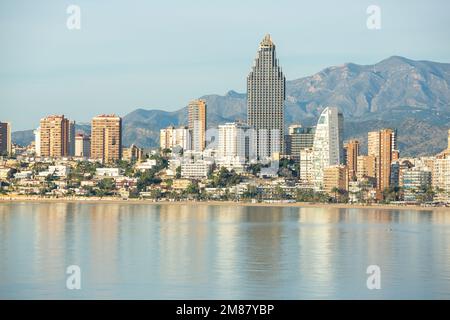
[0,168,12,180]
[14,171,33,179]
[402,168,432,202]
[172,179,192,190]
[95,168,122,177]
[323,165,348,195]
[181,160,212,179]
[122,144,144,162]
[135,159,157,172]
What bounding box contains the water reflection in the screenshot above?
[0,202,449,299]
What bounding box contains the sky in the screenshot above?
[0,0,449,130]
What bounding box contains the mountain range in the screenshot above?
[12,56,450,157]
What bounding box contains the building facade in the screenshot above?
[181,159,212,179]
[311,107,344,191]
[402,168,432,202]
[323,165,348,196]
[160,126,191,151]
[39,115,70,158]
[433,156,450,202]
[217,122,255,165]
[344,139,359,181]
[75,134,91,158]
[68,120,76,156]
[247,34,286,158]
[368,129,394,194]
[188,99,207,152]
[286,125,315,163]
[356,155,377,181]
[299,147,314,184]
[123,144,143,162]
[91,114,122,163]
[0,122,11,156]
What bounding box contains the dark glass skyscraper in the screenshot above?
[247,34,286,159]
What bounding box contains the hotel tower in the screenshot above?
[0,122,11,156]
[247,34,286,159]
[91,114,122,163]
[39,115,70,158]
[311,107,344,191]
[188,99,207,152]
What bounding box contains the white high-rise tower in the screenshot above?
[311,107,344,191]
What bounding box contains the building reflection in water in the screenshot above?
[86,204,120,294]
[158,204,211,296]
[239,207,285,296]
[297,207,339,297]
[1,202,450,299]
[32,202,68,289]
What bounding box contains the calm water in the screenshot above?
[0,202,449,299]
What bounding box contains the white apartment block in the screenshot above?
[96,168,122,177]
[181,159,212,179]
[299,148,313,184]
[217,122,256,167]
[160,126,191,150]
[433,157,450,202]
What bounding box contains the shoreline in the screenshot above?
[0,196,448,211]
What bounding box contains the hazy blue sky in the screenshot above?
[1,0,449,130]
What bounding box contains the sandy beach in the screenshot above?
[0,196,448,211]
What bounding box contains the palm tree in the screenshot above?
[331,186,340,203]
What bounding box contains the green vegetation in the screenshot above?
[295,189,331,203]
[278,158,298,178]
[242,185,258,199]
[382,186,402,203]
[96,178,116,197]
[210,167,242,188]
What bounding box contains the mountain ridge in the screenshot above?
[12,56,450,157]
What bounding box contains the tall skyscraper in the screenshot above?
[75,134,91,158]
[39,115,70,158]
[247,34,286,159]
[188,99,207,152]
[344,139,360,181]
[68,120,76,156]
[0,122,11,156]
[368,128,394,193]
[91,114,122,163]
[311,107,344,191]
[34,127,41,156]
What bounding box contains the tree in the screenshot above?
[382,186,402,203]
[331,187,340,203]
[97,178,115,197]
[248,164,262,176]
[274,185,286,200]
[278,158,298,178]
[185,182,199,196]
[212,167,242,188]
[136,171,162,192]
[150,188,162,199]
[115,159,134,177]
[242,185,258,199]
[175,166,182,179]
[296,188,330,203]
